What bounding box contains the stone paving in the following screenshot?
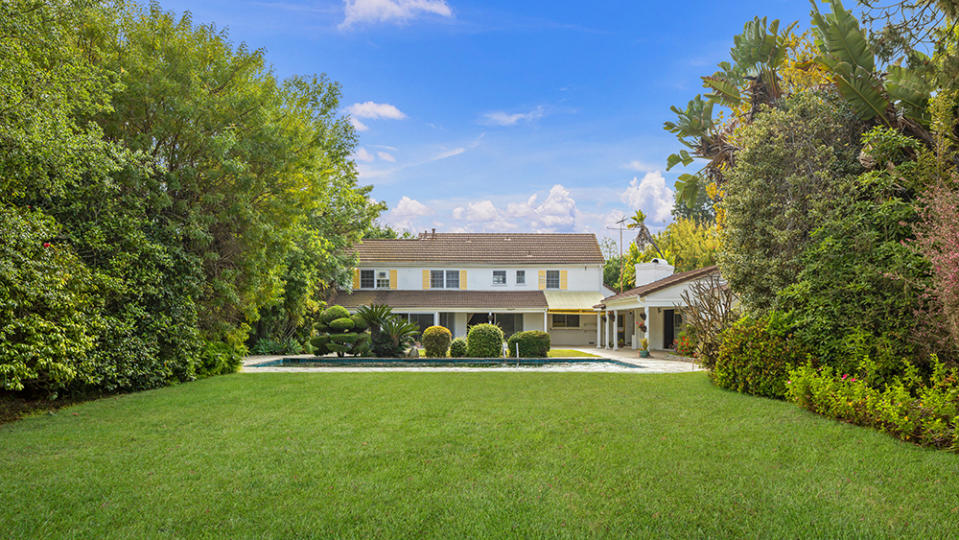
[242,349,701,373]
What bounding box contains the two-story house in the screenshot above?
[332,231,612,346]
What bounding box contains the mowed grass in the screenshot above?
[2,374,958,539]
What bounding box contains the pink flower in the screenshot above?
[842,374,848,380]
[850,377,856,382]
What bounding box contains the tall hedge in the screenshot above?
[466,324,504,358]
[712,313,810,399]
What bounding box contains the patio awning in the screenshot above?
[543,291,605,313]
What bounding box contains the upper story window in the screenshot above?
[546,270,560,289]
[492,270,507,285]
[360,269,375,289]
[430,270,460,289]
[516,270,525,285]
[375,270,390,288]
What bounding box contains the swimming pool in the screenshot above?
[251,356,641,369]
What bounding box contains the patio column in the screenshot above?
[613,310,619,351]
[644,305,651,349]
[606,312,612,349]
[543,310,548,333]
[595,313,601,348]
[433,311,439,327]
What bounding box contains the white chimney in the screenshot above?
[634,258,674,287]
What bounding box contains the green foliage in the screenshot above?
[249,338,304,355]
[328,317,355,331]
[719,92,864,310]
[506,331,550,358]
[422,326,452,358]
[449,338,468,358]
[350,314,368,332]
[778,127,933,377]
[787,357,959,450]
[466,324,504,358]
[713,313,811,399]
[321,306,352,325]
[376,317,420,357]
[674,331,695,357]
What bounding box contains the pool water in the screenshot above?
[255,357,640,369]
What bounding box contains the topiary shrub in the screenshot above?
[321,305,350,325]
[449,338,467,358]
[467,324,504,358]
[422,325,452,357]
[507,330,550,357]
[330,333,361,344]
[328,317,355,331]
[350,313,368,331]
[712,312,810,399]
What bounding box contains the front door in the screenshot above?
[663,309,675,349]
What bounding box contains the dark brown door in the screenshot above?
[664,309,675,349]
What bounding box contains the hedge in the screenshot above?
[507,331,550,357]
[466,324,504,358]
[712,313,810,399]
[422,326,452,357]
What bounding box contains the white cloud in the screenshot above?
[481,106,545,126]
[353,147,374,162]
[432,147,465,160]
[350,117,368,132]
[377,151,396,162]
[505,184,576,231]
[620,171,675,224]
[340,0,453,28]
[384,196,431,231]
[347,101,407,120]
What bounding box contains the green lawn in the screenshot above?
[547,348,599,358]
[2,373,958,538]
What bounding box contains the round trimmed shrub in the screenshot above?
[467,324,504,358]
[507,330,550,358]
[449,337,467,358]
[326,342,351,354]
[422,325,452,357]
[321,305,350,325]
[712,312,810,399]
[330,333,360,344]
[350,314,368,331]
[328,317,355,331]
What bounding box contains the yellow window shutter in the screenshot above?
[422,270,430,289]
[390,269,398,290]
[459,270,467,289]
[538,270,546,290]
[353,269,360,289]
[560,270,568,290]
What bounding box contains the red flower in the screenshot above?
[42,242,51,248]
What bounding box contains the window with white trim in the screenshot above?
[516,270,525,284]
[552,314,580,328]
[492,270,507,285]
[546,270,560,289]
[376,270,390,288]
[430,270,460,288]
[360,269,375,289]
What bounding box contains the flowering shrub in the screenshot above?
[786,356,959,450]
[673,331,695,357]
[712,312,810,399]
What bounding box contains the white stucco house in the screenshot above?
[333,231,614,346]
[333,231,719,350]
[593,260,719,351]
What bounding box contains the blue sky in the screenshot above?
[157,0,819,241]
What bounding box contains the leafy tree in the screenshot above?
[719,92,864,311]
[365,222,415,239]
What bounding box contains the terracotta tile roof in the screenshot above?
[332,290,548,310]
[353,233,604,265]
[596,265,720,307]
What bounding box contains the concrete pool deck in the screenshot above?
[242,348,701,373]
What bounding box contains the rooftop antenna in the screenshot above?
[606,217,629,292]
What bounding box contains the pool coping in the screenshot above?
[247,356,642,370]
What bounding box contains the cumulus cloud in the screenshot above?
[620,171,675,224]
[505,184,576,230]
[347,101,407,120]
[481,106,546,126]
[353,147,374,162]
[377,151,396,162]
[384,195,431,231]
[340,0,452,28]
[623,159,657,172]
[350,117,369,132]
